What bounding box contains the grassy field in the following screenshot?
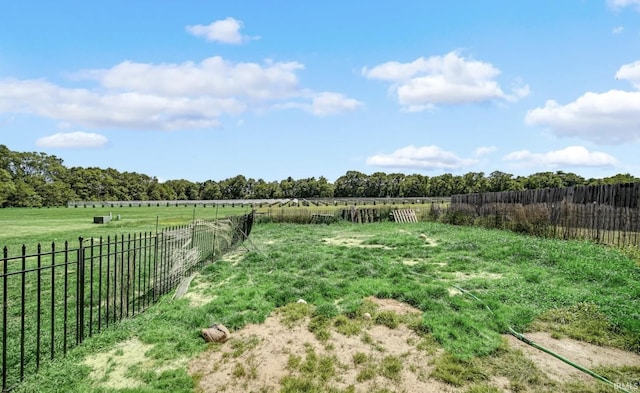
[0,206,252,251]
[7,217,640,393]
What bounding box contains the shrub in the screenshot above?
[441,203,476,226]
[508,204,552,237]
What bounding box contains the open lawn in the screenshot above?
[8,219,640,393]
[0,206,251,251]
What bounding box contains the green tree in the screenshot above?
[0,168,16,207]
[279,177,295,198]
[334,171,368,197]
[252,179,281,199]
[220,175,248,199]
[399,174,427,197]
[67,167,107,201]
[38,181,77,206]
[599,173,640,185]
[427,174,455,196]
[523,172,565,190]
[316,176,334,197]
[555,171,586,187]
[200,180,222,200]
[461,172,489,194]
[386,173,406,198]
[7,181,42,207]
[487,171,520,192]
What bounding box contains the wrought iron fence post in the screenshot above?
[36,244,41,371]
[2,246,8,392]
[77,237,85,345]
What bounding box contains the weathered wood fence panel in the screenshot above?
[450,183,640,248]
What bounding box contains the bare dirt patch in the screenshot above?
[447,287,463,297]
[321,235,394,250]
[83,338,187,390]
[419,233,438,246]
[188,299,459,393]
[365,296,422,315]
[505,332,640,383]
[452,271,503,280]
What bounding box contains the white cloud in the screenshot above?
[79,57,304,99]
[504,146,618,168]
[0,78,242,130]
[616,60,640,88]
[366,145,477,170]
[510,83,531,101]
[36,131,108,148]
[525,90,640,144]
[0,57,361,129]
[186,17,258,44]
[362,51,528,110]
[274,92,364,116]
[608,0,640,10]
[612,26,624,34]
[309,92,364,116]
[474,146,497,156]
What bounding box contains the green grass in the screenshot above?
[0,206,251,390]
[9,219,640,392]
[0,205,250,250]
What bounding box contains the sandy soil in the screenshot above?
[188,297,459,393]
[187,298,640,393]
[504,332,640,383]
[81,296,640,392]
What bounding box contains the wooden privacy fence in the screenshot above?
[450,183,640,248]
[452,183,640,209]
[0,213,253,392]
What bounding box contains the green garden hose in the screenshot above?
[452,285,632,393]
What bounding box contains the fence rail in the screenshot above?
[1,212,253,392]
[67,197,450,209]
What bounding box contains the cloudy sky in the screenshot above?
[1,1,639,182]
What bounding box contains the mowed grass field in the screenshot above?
[0,205,251,251]
[3,208,640,392]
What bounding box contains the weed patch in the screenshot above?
[431,353,487,386]
[530,302,636,351]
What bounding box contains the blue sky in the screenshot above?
[1,1,639,182]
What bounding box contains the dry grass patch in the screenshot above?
[419,233,438,246]
[365,297,422,316]
[83,338,187,390]
[448,287,463,297]
[321,235,394,250]
[451,272,503,281]
[181,274,218,307]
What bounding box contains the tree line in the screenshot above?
[1,144,638,207]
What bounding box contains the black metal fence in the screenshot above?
[1,212,253,392]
